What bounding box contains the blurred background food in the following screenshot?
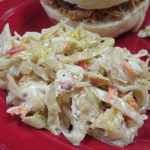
[40,0,149,37]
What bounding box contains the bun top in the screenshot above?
[64,0,129,9]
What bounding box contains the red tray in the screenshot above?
[0,1,150,150]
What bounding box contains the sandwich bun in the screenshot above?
[64,0,129,9]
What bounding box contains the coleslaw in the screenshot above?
[0,21,149,147]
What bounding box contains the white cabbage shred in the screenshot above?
[138,25,150,38]
[0,24,12,53]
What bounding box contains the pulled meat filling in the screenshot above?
[44,0,144,23]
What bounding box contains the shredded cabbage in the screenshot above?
[0,24,12,53]
[0,21,149,147]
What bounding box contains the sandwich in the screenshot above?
[40,0,149,37]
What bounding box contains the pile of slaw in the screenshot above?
[0,21,149,147]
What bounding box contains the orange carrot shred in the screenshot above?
[77,60,88,70]
[122,61,138,77]
[106,87,118,100]
[6,46,24,55]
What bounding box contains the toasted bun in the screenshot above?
[41,0,149,37]
[64,0,129,9]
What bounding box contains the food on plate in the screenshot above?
[0,22,150,147]
[40,0,149,37]
[138,25,150,38]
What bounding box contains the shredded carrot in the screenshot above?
[19,74,30,82]
[17,106,28,117]
[9,105,28,117]
[90,77,107,86]
[106,87,118,100]
[128,99,138,109]
[6,46,24,55]
[122,61,138,77]
[77,60,88,70]
[106,80,114,87]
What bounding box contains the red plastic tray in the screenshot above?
[0,1,150,150]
